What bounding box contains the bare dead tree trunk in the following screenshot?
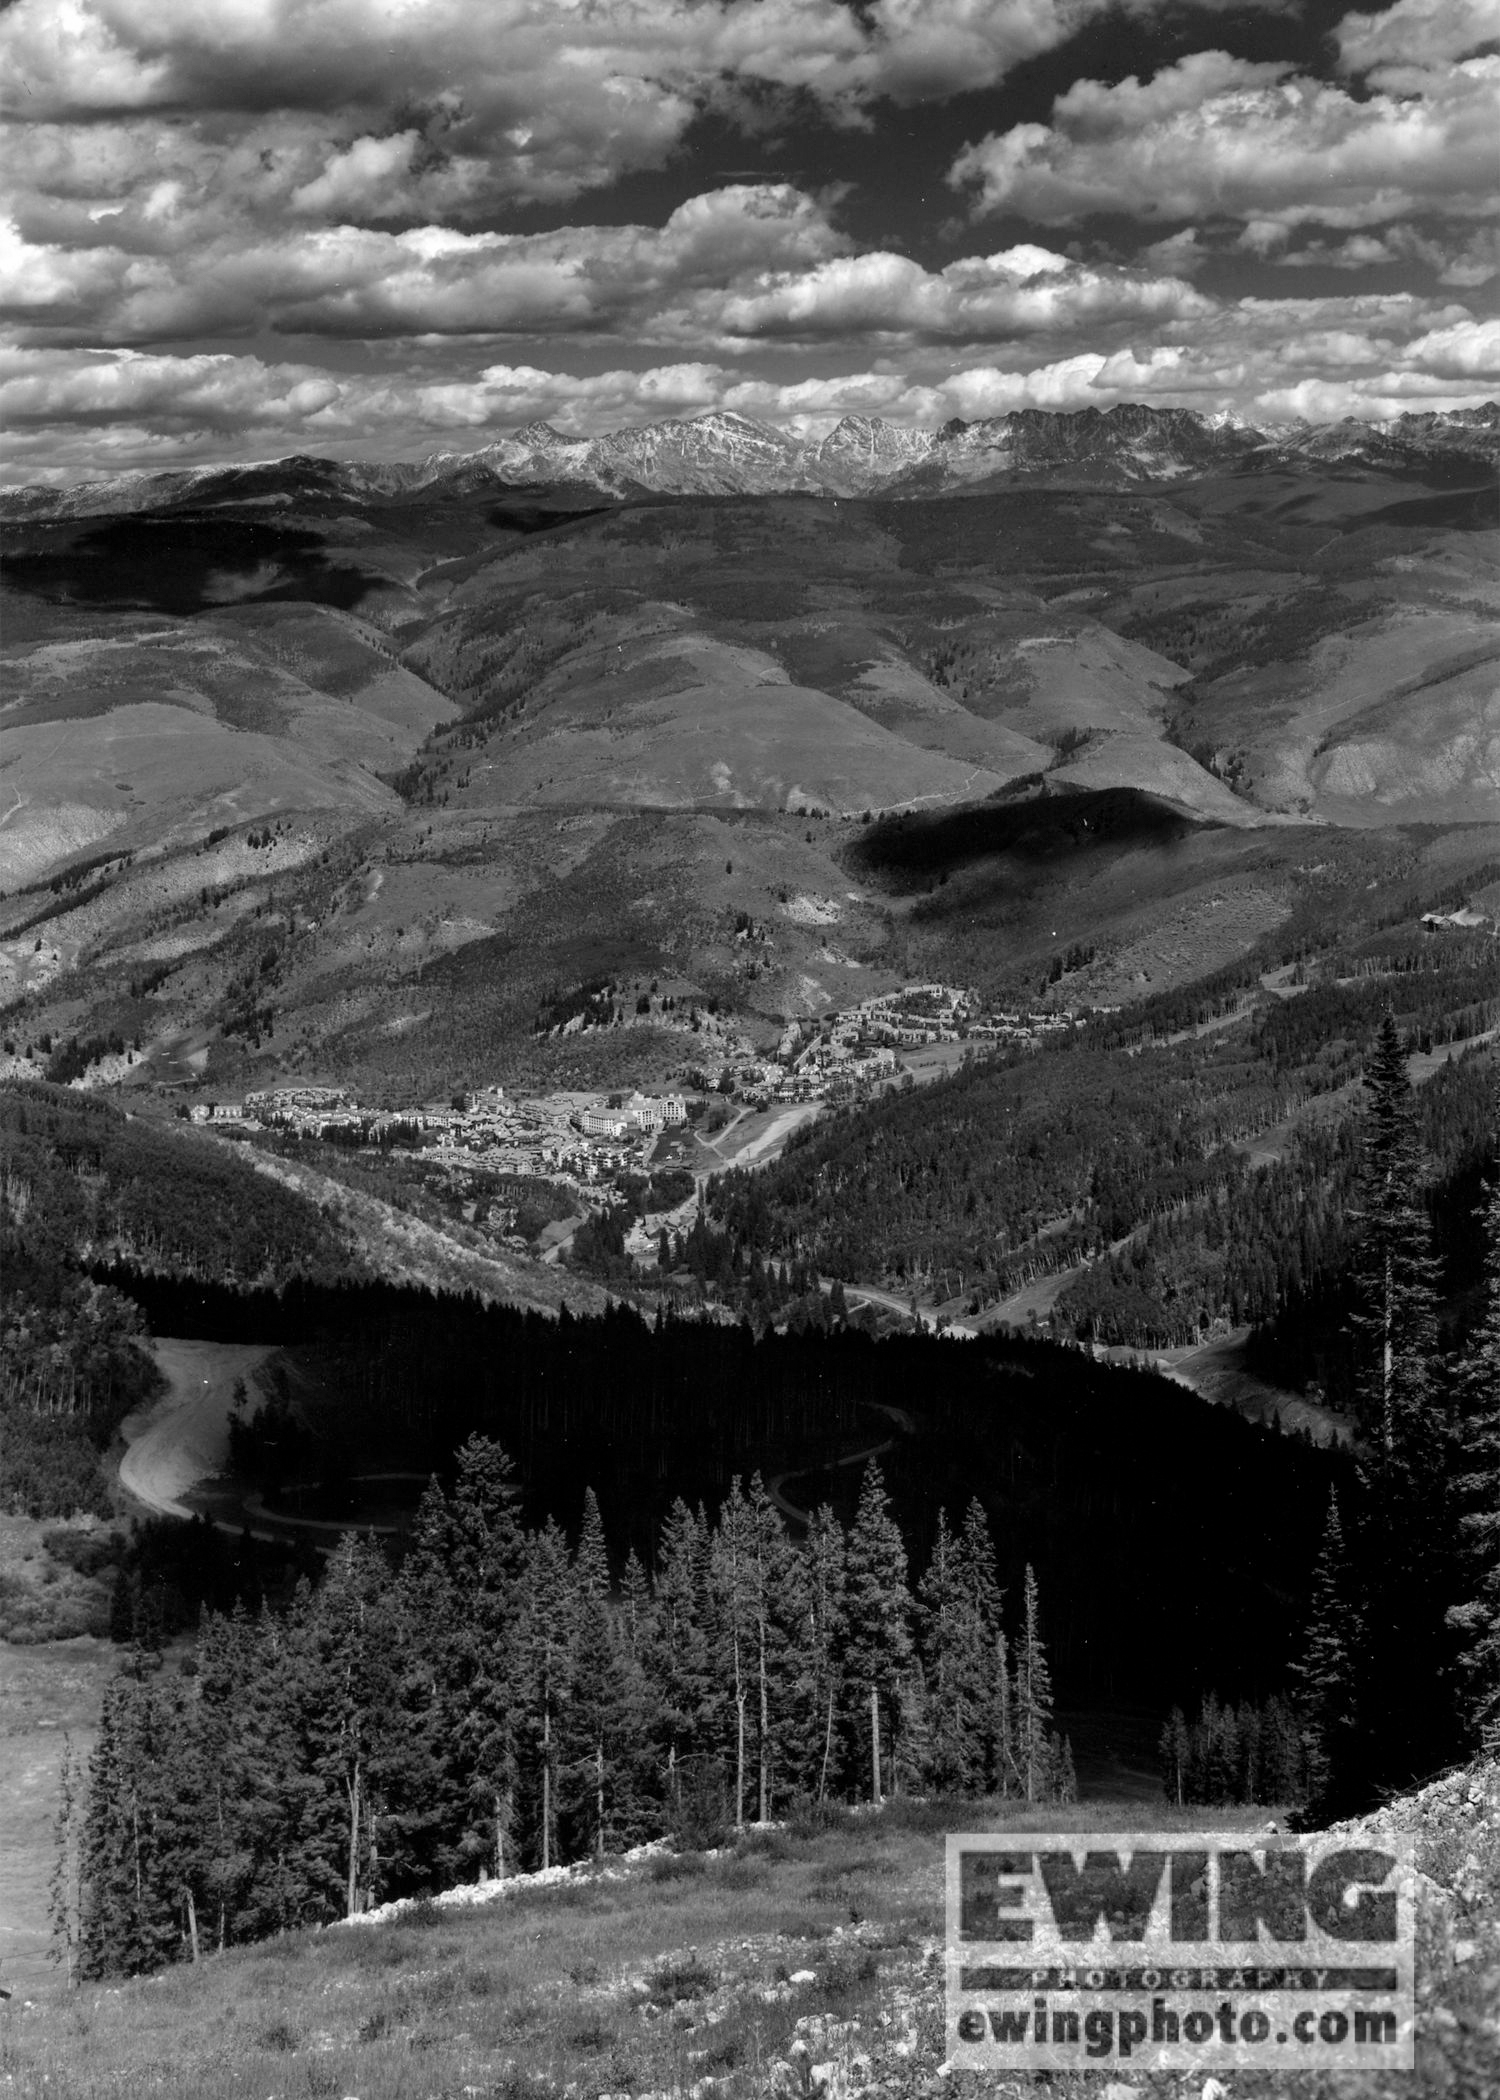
[818,1684,836,1806]
[735,1690,746,1831]
[757,1596,770,1825]
[185,1889,200,1964]
[870,1686,882,1805]
[541,1695,552,1872]
[345,1761,361,1918]
[595,1740,605,1860]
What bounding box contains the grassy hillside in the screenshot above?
[6,1772,1496,2100]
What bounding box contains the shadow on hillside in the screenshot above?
[847,786,1205,891]
[0,514,380,615]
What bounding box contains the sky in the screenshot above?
[1,0,1497,481]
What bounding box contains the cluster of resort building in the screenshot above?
[745,983,1083,1104]
[190,1082,691,1185]
[187,981,1092,1185]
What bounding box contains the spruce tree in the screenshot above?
[289,1534,415,1920]
[920,1503,1002,1795]
[744,1474,801,1822]
[1290,1492,1361,1816]
[1344,1020,1459,1795]
[798,1503,846,1806]
[1014,1565,1059,1804]
[957,1501,1008,1793]
[1347,1016,1442,1456]
[1447,1168,1500,1751]
[892,1662,933,1796]
[842,1464,914,1803]
[561,1489,655,1857]
[515,1519,574,1870]
[78,1667,198,1978]
[1259,1697,1307,1806]
[710,1478,756,1827]
[398,1439,525,1883]
[919,1509,966,1792]
[192,1605,266,1948]
[1158,1708,1190,1808]
[48,1733,83,1986]
[651,1499,721,1827]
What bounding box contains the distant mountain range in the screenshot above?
[6,401,1497,519]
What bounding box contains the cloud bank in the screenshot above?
[1,0,1496,477]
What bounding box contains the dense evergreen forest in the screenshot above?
[706,931,1497,1368]
[58,1462,1079,1978]
[97,1271,1336,1716]
[0,1081,362,1517]
[0,1081,360,1286]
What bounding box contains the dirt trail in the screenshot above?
[118,1338,276,1518]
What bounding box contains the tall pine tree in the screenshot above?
[1447,1167,1500,1752]
[1344,1019,1460,1798]
[1291,1491,1361,1816]
[1347,1016,1443,1455]
[398,1438,526,1882]
[842,1464,914,1803]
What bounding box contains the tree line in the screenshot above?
[57,1461,1073,1980]
[1240,1019,1499,1814]
[1158,1694,1309,1808]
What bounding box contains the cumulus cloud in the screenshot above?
[0,183,1219,351]
[1275,224,1500,285]
[674,243,1212,343]
[1336,0,1500,75]
[0,185,853,342]
[0,0,1114,211]
[4,283,1494,485]
[949,50,1500,231]
[2,0,1496,486]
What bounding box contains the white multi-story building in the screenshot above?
[622,1091,687,1130]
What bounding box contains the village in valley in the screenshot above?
[188,981,1093,1227]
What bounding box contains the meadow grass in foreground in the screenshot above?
[0,1798,1295,2100]
[5,1786,1496,2100]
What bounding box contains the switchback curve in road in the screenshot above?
[118,1339,276,1519]
[765,1402,917,1532]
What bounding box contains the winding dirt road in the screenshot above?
[118,1338,275,1519]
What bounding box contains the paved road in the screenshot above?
[830,1278,978,1339]
[118,1338,275,1519]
